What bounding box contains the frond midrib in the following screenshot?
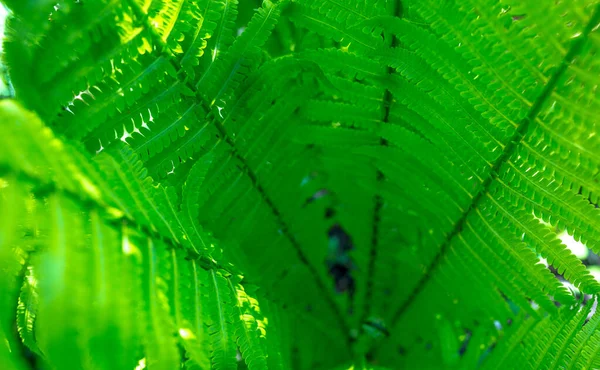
[388,3,600,329]
[360,0,402,338]
[124,0,352,341]
[0,149,222,274]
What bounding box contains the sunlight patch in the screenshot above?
[166,160,175,175]
[74,173,101,200]
[26,265,37,287]
[106,206,124,219]
[558,231,588,260]
[178,328,195,340]
[96,139,104,154]
[532,212,551,227]
[589,266,600,283]
[122,230,140,257]
[122,233,133,254]
[561,280,579,297]
[134,358,146,370]
[120,127,132,143]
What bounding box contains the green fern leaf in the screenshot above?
[2,1,600,369]
[229,279,268,370]
[207,269,237,370]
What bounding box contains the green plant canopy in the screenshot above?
[0,0,599,369]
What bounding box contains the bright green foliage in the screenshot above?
[0,0,599,369]
[0,100,286,370]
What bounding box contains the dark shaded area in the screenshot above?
[304,189,329,206]
[363,317,390,338]
[326,224,356,298]
[458,329,472,356]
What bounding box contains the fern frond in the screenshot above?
[482,300,600,369]
[138,237,181,370]
[183,257,214,370]
[289,1,382,51]
[206,269,237,370]
[2,0,600,369]
[179,0,235,79]
[496,156,600,252]
[255,291,290,370]
[0,99,286,370]
[229,279,268,370]
[486,193,600,294]
[180,154,217,256]
[293,0,379,27]
[198,0,283,107]
[16,265,41,356]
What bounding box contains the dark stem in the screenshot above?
[124,0,352,344]
[359,0,402,338]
